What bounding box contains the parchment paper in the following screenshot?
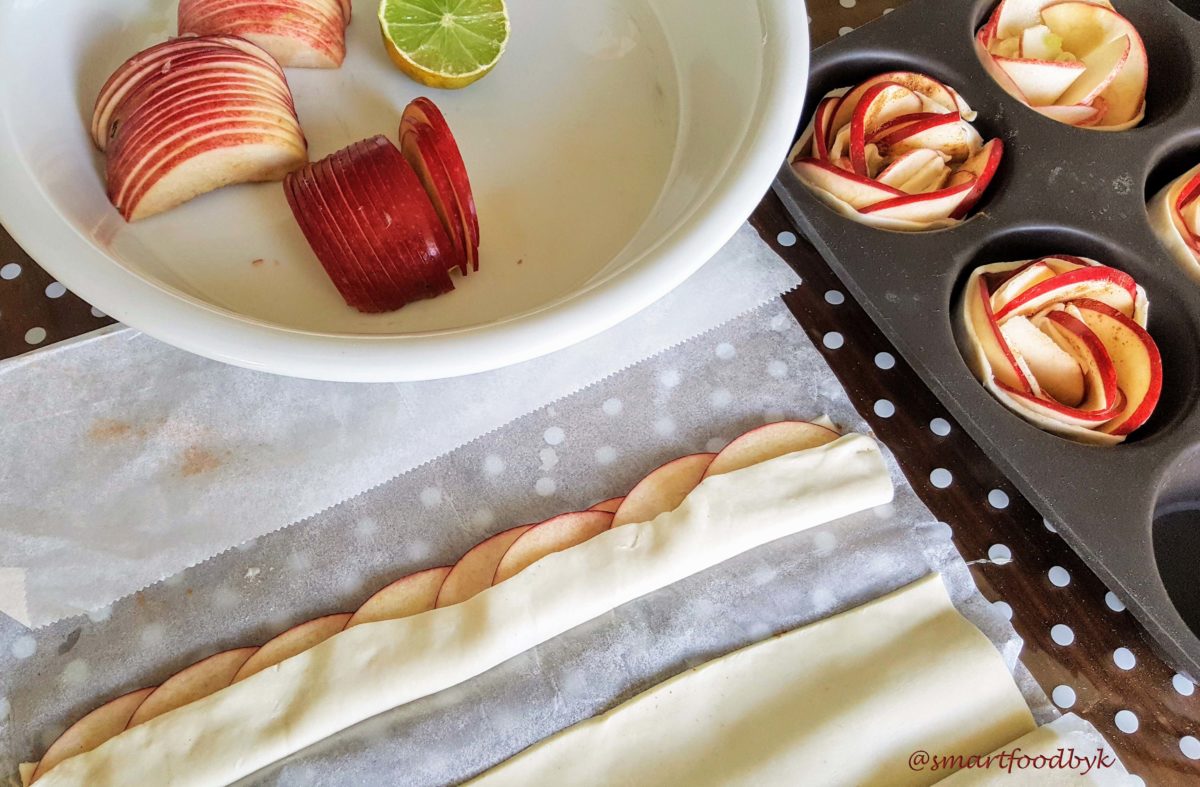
[0,302,1054,785]
[0,223,799,628]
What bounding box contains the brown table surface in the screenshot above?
[1,0,1198,783]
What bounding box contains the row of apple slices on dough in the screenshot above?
[92,36,309,222]
[788,72,1003,231]
[961,255,1161,444]
[283,97,480,313]
[23,420,842,784]
[975,0,1148,130]
[178,0,352,68]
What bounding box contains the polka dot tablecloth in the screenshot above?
[0,0,1196,782]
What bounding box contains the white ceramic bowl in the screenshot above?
[0,0,809,381]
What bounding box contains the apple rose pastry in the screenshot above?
[1148,163,1200,281]
[976,0,1148,130]
[787,72,1003,231]
[961,256,1162,444]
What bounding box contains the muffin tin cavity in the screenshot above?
[777,0,1200,675]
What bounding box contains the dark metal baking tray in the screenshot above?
[775,0,1200,676]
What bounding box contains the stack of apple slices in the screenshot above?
[787,71,1003,232]
[976,0,1148,130]
[1148,162,1200,281]
[92,36,307,222]
[284,97,480,312]
[23,420,839,784]
[961,256,1161,444]
[178,0,350,69]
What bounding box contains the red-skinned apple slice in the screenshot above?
[999,315,1085,404]
[1072,299,1162,434]
[401,123,470,275]
[859,178,976,223]
[589,496,624,513]
[435,525,533,607]
[179,0,347,68]
[829,72,962,133]
[346,566,452,628]
[992,0,1062,41]
[1021,309,1120,416]
[992,265,1137,320]
[331,141,424,309]
[791,158,906,209]
[877,115,982,162]
[812,95,840,160]
[964,269,1033,392]
[92,37,285,146]
[704,421,840,478]
[401,98,479,268]
[992,56,1086,106]
[492,511,614,584]
[286,160,383,311]
[611,453,715,528]
[876,149,949,194]
[949,138,1003,219]
[1056,34,1130,106]
[30,688,155,782]
[849,82,923,175]
[233,612,353,682]
[127,647,258,727]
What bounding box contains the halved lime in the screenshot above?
[378,0,510,89]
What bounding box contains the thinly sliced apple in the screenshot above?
[346,566,453,628]
[993,0,1063,40]
[1041,0,1147,125]
[791,158,905,209]
[993,56,1085,106]
[1042,309,1120,411]
[811,95,839,160]
[179,0,347,68]
[849,82,924,175]
[1034,103,1101,125]
[31,688,155,782]
[611,453,715,528]
[401,98,479,269]
[704,421,840,478]
[435,525,534,607]
[878,116,982,163]
[588,496,624,513]
[493,511,614,584]
[992,265,1137,320]
[829,72,959,132]
[127,647,258,727]
[999,316,1085,404]
[1072,299,1162,434]
[964,267,1033,392]
[859,179,976,223]
[871,112,961,151]
[1056,34,1129,106]
[233,612,352,682]
[948,138,1003,218]
[876,149,949,194]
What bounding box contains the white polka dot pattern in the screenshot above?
[874,351,895,370]
[1173,673,1195,696]
[1048,566,1071,587]
[987,489,1009,509]
[929,418,951,436]
[987,544,1012,564]
[1052,684,1076,709]
[1051,624,1074,646]
[1113,647,1136,671]
[1114,709,1139,734]
[930,468,952,488]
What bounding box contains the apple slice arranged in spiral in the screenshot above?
[1148,162,1200,281]
[975,0,1147,130]
[26,420,846,783]
[179,0,350,69]
[284,97,480,313]
[92,36,307,221]
[788,71,1002,231]
[960,256,1161,444]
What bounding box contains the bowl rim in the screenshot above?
[0,0,810,382]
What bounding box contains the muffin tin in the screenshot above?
[774,0,1200,676]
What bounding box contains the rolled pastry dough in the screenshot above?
[35,433,893,786]
[472,574,1036,786]
[940,713,1131,785]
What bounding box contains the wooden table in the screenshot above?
[0,0,1197,782]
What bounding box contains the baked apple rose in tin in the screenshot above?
[787,71,1003,231]
[975,0,1148,130]
[961,256,1162,444]
[1149,163,1200,281]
